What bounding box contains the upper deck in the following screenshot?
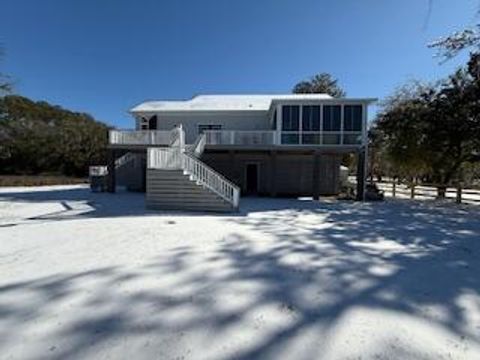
[110,95,375,151]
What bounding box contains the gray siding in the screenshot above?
[116,153,146,191]
[200,151,341,196]
[139,112,271,144]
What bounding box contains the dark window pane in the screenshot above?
[291,105,299,130]
[344,105,363,131]
[302,134,320,144]
[302,105,320,131]
[281,133,299,144]
[343,133,362,144]
[302,106,311,130]
[312,106,320,130]
[282,105,299,131]
[323,105,341,131]
[282,106,290,130]
[149,115,158,129]
[323,134,341,145]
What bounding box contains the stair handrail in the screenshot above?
[147,147,182,170]
[147,148,240,208]
[89,152,136,177]
[169,125,185,150]
[182,152,240,209]
[188,133,206,157]
[115,152,136,168]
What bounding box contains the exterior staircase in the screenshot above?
[146,170,236,212]
[145,127,240,212]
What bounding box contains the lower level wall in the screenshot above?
[200,150,341,197]
[116,153,146,192]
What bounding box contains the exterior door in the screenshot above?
[245,163,259,195]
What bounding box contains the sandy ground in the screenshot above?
[0,185,479,360]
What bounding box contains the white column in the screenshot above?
[299,105,303,145]
[340,104,344,145]
[363,103,368,200]
[276,104,282,145]
[319,104,323,145]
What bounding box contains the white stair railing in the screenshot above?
[182,153,240,209]
[188,133,206,157]
[147,148,182,170]
[147,147,240,209]
[115,152,136,168]
[89,152,136,177]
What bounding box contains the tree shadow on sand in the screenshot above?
[0,196,479,358]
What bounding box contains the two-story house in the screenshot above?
[100,94,375,212]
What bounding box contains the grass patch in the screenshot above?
[0,175,88,187]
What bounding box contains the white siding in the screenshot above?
[151,112,271,143]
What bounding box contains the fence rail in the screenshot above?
[375,181,480,205]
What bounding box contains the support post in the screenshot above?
[107,149,116,193]
[456,185,462,204]
[313,151,321,200]
[229,150,238,185]
[270,151,277,197]
[356,149,366,201]
[392,179,396,198]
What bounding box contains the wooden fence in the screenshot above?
[375,181,480,205]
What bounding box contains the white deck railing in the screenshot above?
[205,131,276,146]
[147,147,240,209]
[204,130,364,146]
[109,130,172,146]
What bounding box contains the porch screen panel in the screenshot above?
[302,105,321,144]
[281,105,300,144]
[343,105,363,131]
[302,106,320,131]
[323,105,341,131]
[323,105,341,144]
[281,105,300,130]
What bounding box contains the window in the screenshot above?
[282,105,300,131]
[140,119,149,130]
[343,105,363,131]
[302,105,320,131]
[149,115,158,130]
[198,124,222,133]
[139,116,157,130]
[323,105,341,131]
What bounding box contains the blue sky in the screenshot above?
[1,0,478,127]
